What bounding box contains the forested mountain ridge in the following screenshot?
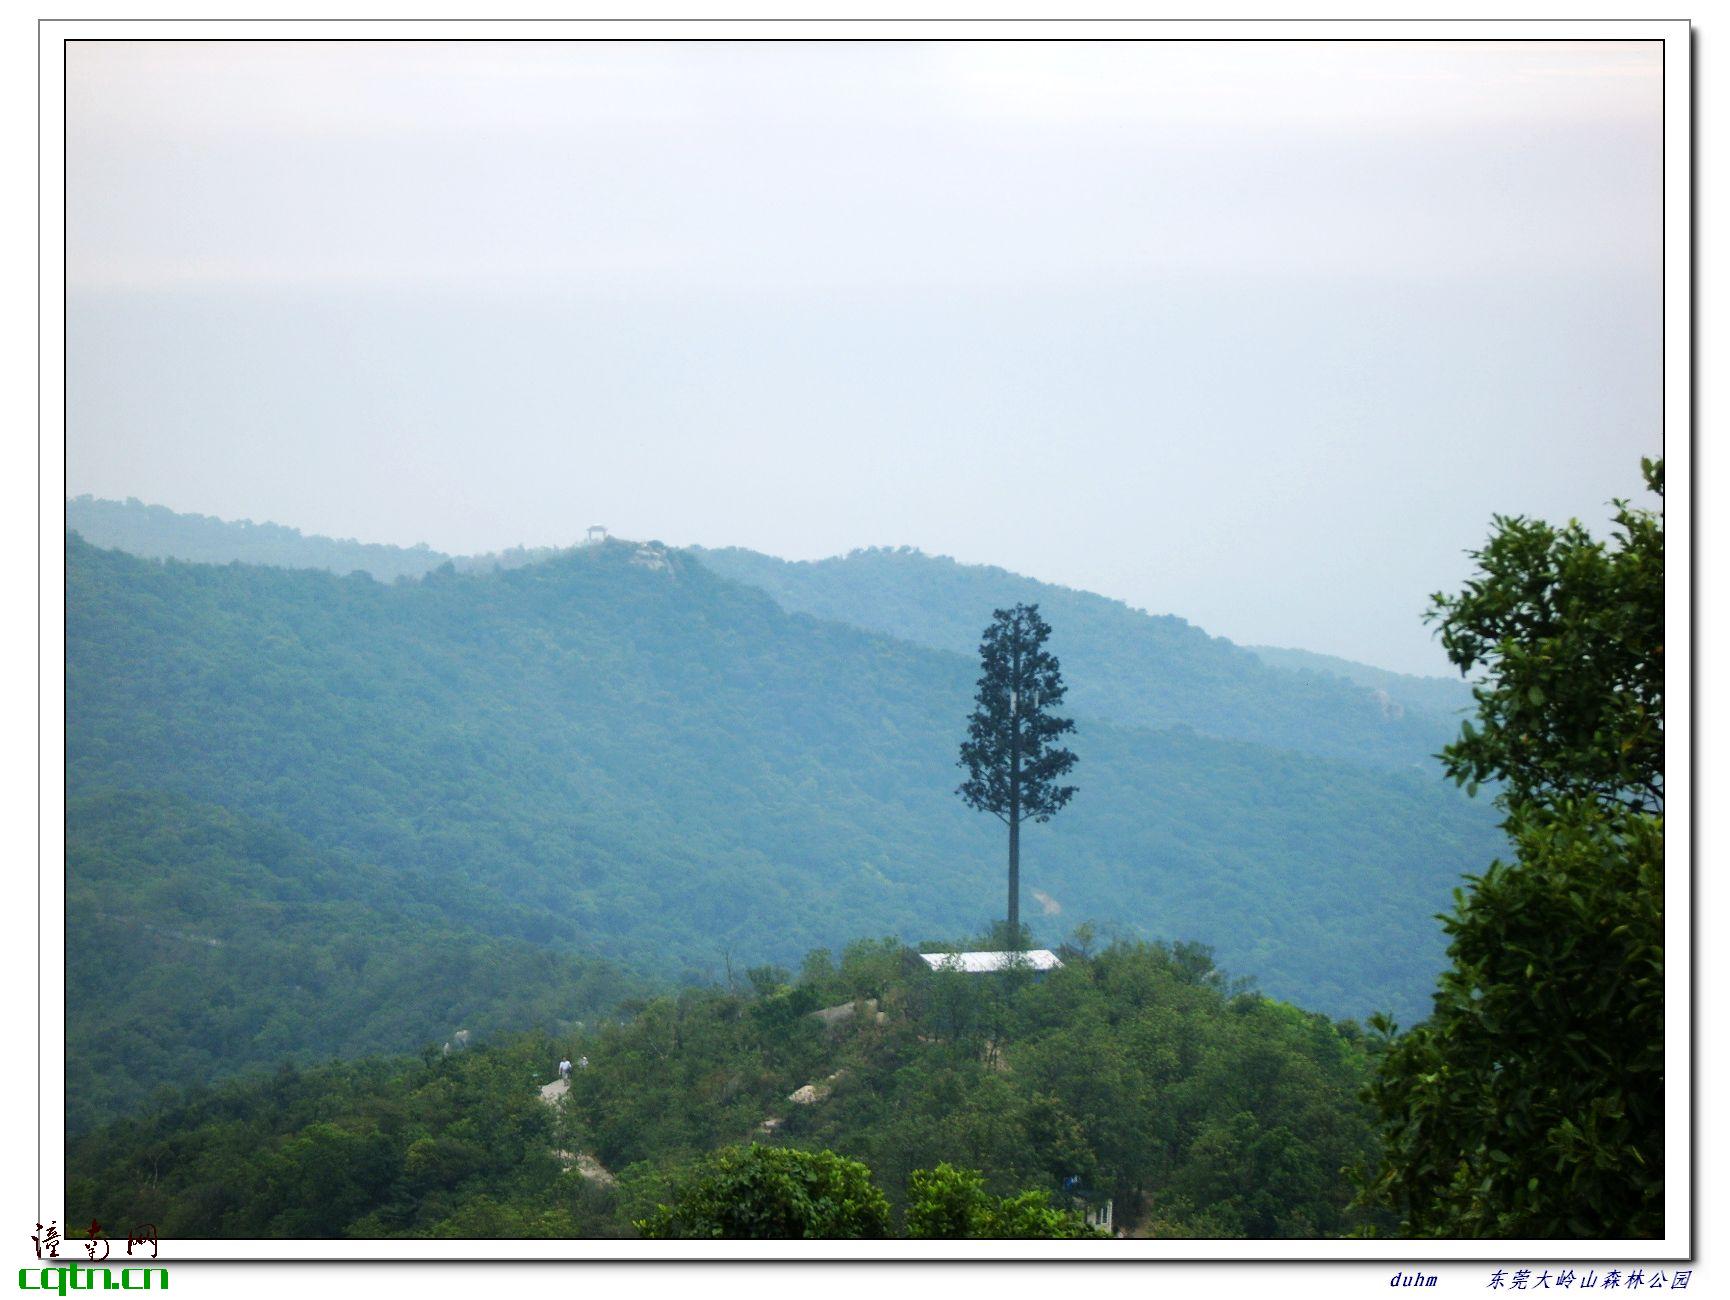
[68,529,1501,1128]
[65,495,453,582]
[689,545,1462,768]
[67,496,1466,769]
[64,494,580,581]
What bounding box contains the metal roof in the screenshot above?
[918,949,1064,973]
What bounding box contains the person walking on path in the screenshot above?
[558,1058,572,1080]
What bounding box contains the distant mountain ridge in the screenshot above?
[1244,643,1476,718]
[68,497,1471,770]
[66,495,453,581]
[67,494,589,580]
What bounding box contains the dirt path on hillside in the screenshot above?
[536,1076,615,1186]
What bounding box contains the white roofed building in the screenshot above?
[918,949,1064,974]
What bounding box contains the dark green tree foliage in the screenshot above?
[636,1144,891,1238]
[957,604,1079,938]
[1364,459,1664,1238]
[1427,458,1663,816]
[904,1163,1101,1239]
[1362,807,1662,1236]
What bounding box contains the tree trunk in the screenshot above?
[1008,658,1021,946]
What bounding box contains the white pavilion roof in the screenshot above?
[918,949,1064,974]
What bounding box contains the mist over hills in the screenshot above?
[67,510,1503,1127]
[66,494,454,583]
[1242,643,1476,719]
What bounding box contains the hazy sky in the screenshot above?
[66,40,1662,675]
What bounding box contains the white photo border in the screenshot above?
[34,12,1693,1266]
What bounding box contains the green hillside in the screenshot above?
[692,545,1462,768]
[68,940,1389,1239]
[66,787,636,1136]
[68,531,1501,1128]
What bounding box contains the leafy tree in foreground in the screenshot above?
[957,603,1079,941]
[637,1147,1101,1240]
[1427,457,1663,817]
[1364,459,1664,1238]
[635,1145,891,1239]
[1362,806,1662,1236]
[905,1162,1103,1239]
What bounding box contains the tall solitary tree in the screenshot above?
[956,603,1079,945]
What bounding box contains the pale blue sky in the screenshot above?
[66,40,1662,674]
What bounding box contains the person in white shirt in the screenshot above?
[558,1058,572,1079]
